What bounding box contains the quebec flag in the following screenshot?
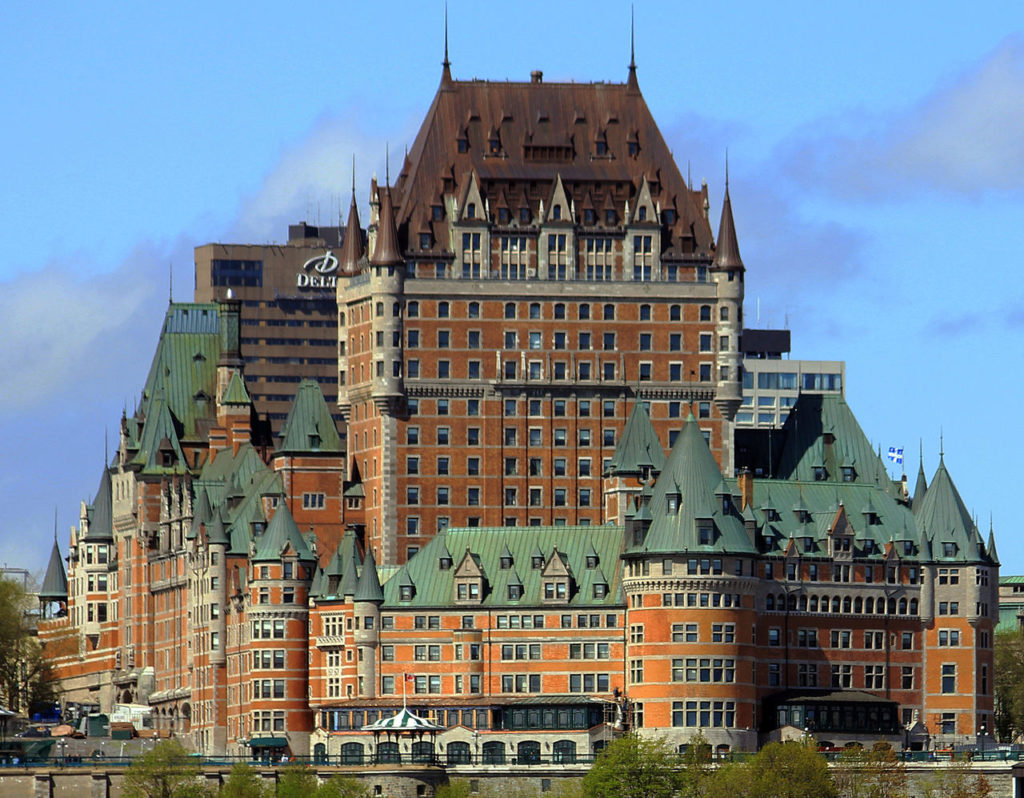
[887,447,904,465]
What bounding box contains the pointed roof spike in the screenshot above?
[988,523,1000,565]
[355,550,385,603]
[340,169,365,275]
[606,400,666,477]
[339,550,360,599]
[712,160,744,271]
[370,148,403,266]
[40,534,68,601]
[252,502,315,562]
[626,5,638,91]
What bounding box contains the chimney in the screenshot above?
[737,468,754,511]
[531,70,543,84]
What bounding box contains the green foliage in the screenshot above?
[273,766,369,798]
[915,760,992,798]
[219,763,269,798]
[582,734,682,798]
[994,630,1024,741]
[0,577,55,713]
[833,741,908,798]
[677,732,714,798]
[121,739,208,798]
[706,741,836,798]
[436,780,473,798]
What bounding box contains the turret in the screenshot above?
[353,551,384,698]
[368,169,406,413]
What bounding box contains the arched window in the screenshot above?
[553,740,576,763]
[447,741,472,765]
[799,595,808,612]
[467,202,476,219]
[529,302,541,319]
[603,303,615,320]
[517,740,541,764]
[720,306,729,321]
[809,596,819,612]
[766,595,775,610]
[854,597,863,614]
[842,596,852,614]
[552,205,561,220]
[313,742,328,765]
[670,304,681,321]
[637,206,647,221]
[482,741,505,764]
[887,598,897,614]
[376,741,400,764]
[340,742,364,765]
[788,594,797,611]
[832,597,841,613]
[898,597,908,614]
[700,305,711,321]
[909,598,918,614]
[468,301,480,318]
[504,302,516,319]
[554,303,566,319]
[819,595,828,612]
[411,741,435,763]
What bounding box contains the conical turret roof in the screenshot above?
[252,502,315,562]
[370,182,403,266]
[39,537,68,601]
[84,468,114,541]
[912,450,928,515]
[915,455,984,562]
[712,183,743,271]
[277,380,343,455]
[606,400,667,477]
[340,191,365,274]
[355,550,385,603]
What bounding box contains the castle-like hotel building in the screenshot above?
[37,55,997,762]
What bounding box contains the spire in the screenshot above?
[712,160,744,271]
[40,533,68,602]
[371,146,403,266]
[440,2,453,88]
[355,550,385,603]
[626,6,639,92]
[988,518,1000,565]
[340,159,365,274]
[912,440,928,515]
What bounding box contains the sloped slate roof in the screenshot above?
[606,401,667,477]
[277,380,343,455]
[382,525,624,608]
[222,370,251,405]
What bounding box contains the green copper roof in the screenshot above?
[320,529,362,599]
[634,414,754,556]
[912,455,928,515]
[252,502,316,563]
[774,394,891,488]
[83,468,114,541]
[355,550,385,603]
[188,488,212,541]
[277,380,343,455]
[222,369,251,405]
[131,391,187,474]
[381,525,624,609]
[207,511,229,546]
[914,455,986,563]
[606,401,667,477]
[39,537,68,600]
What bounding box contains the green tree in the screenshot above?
[436,780,473,798]
[582,734,681,798]
[275,765,317,798]
[706,741,836,798]
[121,739,209,798]
[313,775,370,798]
[219,763,269,798]
[0,576,56,713]
[994,630,1024,741]
[833,741,908,798]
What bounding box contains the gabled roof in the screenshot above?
[277,380,343,455]
[252,502,315,563]
[39,537,68,601]
[130,390,186,474]
[606,401,666,477]
[222,370,251,405]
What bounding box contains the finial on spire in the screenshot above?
[351,154,356,196]
[168,262,173,304]
[53,506,58,543]
[385,142,390,187]
[939,428,944,459]
[630,5,636,70]
[444,2,450,68]
[725,148,730,191]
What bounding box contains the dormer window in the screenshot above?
[628,141,639,157]
[813,466,827,481]
[466,203,476,219]
[637,206,647,222]
[765,508,780,522]
[508,584,523,600]
[943,542,958,557]
[439,556,453,570]
[520,207,531,223]
[419,233,431,250]
[457,138,468,153]
[605,209,616,225]
[308,433,321,450]
[499,208,510,224]
[584,209,596,225]
[796,509,810,524]
[399,585,414,601]
[667,494,680,514]
[552,205,561,221]
[596,140,608,156]
[698,521,713,546]
[431,205,443,221]
[532,555,544,569]
[841,466,856,482]
[456,582,480,600]
[663,209,675,224]
[500,555,512,570]
[586,555,598,569]
[489,137,500,154]
[593,582,607,599]
[543,581,567,600]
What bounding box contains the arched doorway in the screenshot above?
[340,742,364,765]
[447,741,472,765]
[376,741,400,764]
[313,742,328,765]
[482,740,505,764]
[411,740,435,763]
[553,740,576,763]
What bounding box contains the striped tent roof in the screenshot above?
[360,707,444,733]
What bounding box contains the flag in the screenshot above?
[887,447,904,465]
[404,673,415,682]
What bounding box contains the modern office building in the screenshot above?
[194,223,349,435]
[735,328,845,429]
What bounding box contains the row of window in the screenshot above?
[402,329,726,354]
[397,357,719,384]
[765,593,922,615]
[766,663,920,692]
[397,300,721,322]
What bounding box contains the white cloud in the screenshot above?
[782,35,1024,198]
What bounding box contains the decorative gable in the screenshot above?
[453,548,486,604]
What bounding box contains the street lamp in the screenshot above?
[978,722,986,761]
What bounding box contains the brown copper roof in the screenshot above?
[371,185,403,266]
[339,192,365,274]
[712,184,743,271]
[392,67,715,258]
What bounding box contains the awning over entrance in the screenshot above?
[247,737,288,748]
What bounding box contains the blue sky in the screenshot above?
[2,1,1023,578]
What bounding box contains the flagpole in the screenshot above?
[403,673,407,709]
